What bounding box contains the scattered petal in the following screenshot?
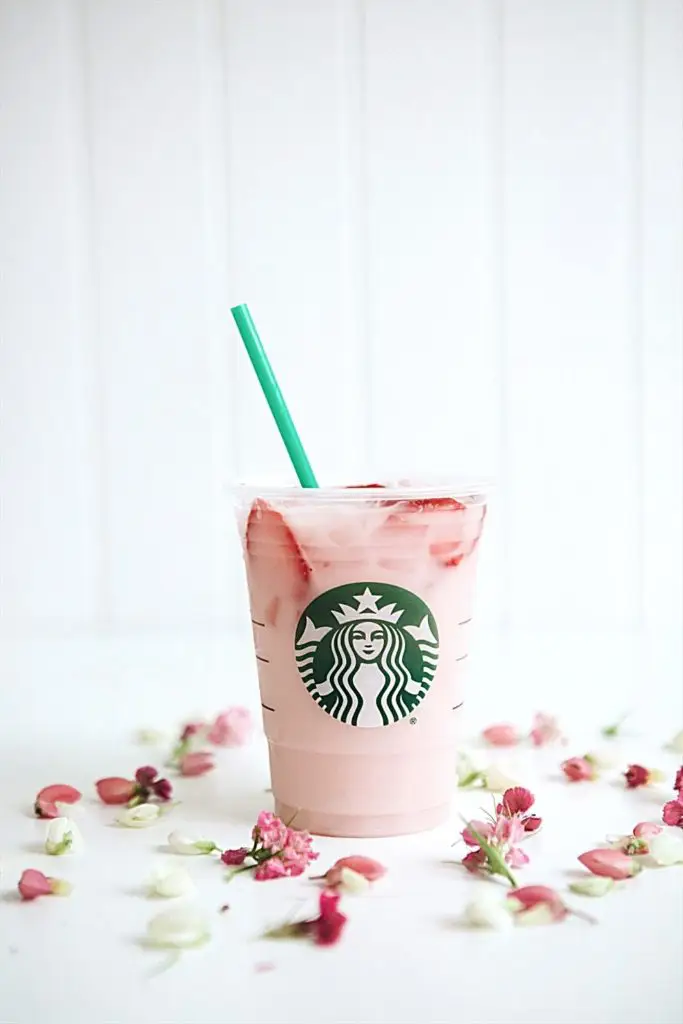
[529,712,564,747]
[507,885,570,924]
[167,830,218,855]
[96,777,137,805]
[178,752,215,777]
[456,752,485,788]
[633,822,663,839]
[18,869,71,900]
[146,905,211,949]
[34,784,82,819]
[207,707,253,747]
[578,849,642,880]
[337,868,371,894]
[666,730,683,755]
[482,724,519,747]
[464,891,515,930]
[318,856,387,888]
[601,713,630,739]
[569,876,615,897]
[482,766,519,792]
[254,961,275,973]
[624,764,663,789]
[647,831,683,866]
[117,803,161,828]
[45,817,82,856]
[584,748,620,770]
[561,756,596,782]
[136,728,167,745]
[149,866,195,898]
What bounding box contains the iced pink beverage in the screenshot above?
[236,481,487,837]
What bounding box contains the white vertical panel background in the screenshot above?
[0,0,681,639]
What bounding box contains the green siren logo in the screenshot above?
[294,583,439,727]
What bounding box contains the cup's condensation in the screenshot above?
[237,485,487,837]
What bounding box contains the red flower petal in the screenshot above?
[500,786,534,816]
[34,784,82,819]
[508,885,568,922]
[95,777,136,805]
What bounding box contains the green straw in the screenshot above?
[231,303,318,488]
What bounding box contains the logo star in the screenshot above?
[353,587,381,614]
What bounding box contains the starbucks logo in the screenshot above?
[294,583,439,728]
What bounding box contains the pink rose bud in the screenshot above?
[179,751,215,777]
[34,784,82,819]
[18,869,70,900]
[95,777,137,805]
[578,848,642,880]
[561,756,595,782]
[482,724,519,747]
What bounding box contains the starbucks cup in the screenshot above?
[235,480,488,838]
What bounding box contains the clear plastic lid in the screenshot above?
[233,474,492,505]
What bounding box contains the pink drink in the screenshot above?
[236,481,487,837]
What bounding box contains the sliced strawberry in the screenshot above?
[246,500,312,594]
[34,784,82,819]
[344,483,386,489]
[395,496,466,512]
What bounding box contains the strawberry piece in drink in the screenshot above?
[246,500,312,604]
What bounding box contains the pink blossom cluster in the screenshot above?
[662,765,683,828]
[221,811,319,880]
[461,787,542,873]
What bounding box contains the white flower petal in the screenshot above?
[146,905,210,948]
[514,903,557,927]
[464,892,515,930]
[585,748,619,770]
[45,817,82,855]
[569,876,615,897]
[167,830,215,855]
[149,866,195,898]
[118,803,161,828]
[338,867,371,894]
[482,766,518,792]
[666,729,683,754]
[647,831,683,866]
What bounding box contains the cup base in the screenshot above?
[274,799,449,838]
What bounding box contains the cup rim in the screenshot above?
[233,474,492,504]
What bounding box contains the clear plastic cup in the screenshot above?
[235,478,488,837]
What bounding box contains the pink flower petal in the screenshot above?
[18,869,52,900]
[522,815,543,833]
[482,724,519,747]
[633,821,663,839]
[207,707,253,747]
[578,848,641,880]
[95,777,137,805]
[179,752,215,777]
[461,819,493,847]
[34,784,82,820]
[507,885,567,921]
[561,756,595,782]
[506,846,530,868]
[321,855,386,887]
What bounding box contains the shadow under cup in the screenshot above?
[235,481,488,838]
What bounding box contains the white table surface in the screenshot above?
[0,630,681,1024]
